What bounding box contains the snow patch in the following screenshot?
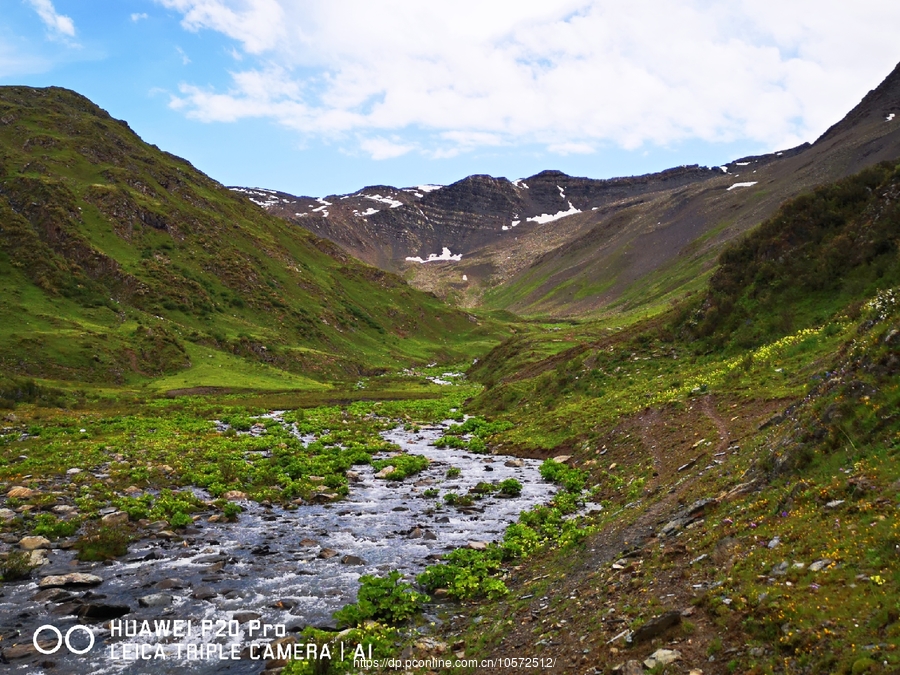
[719,166,728,173]
[512,179,528,189]
[316,197,332,206]
[735,162,751,166]
[727,181,758,191]
[355,207,379,217]
[557,185,566,198]
[511,220,520,228]
[887,113,896,122]
[365,194,403,208]
[527,202,581,224]
[416,184,443,193]
[501,225,509,231]
[405,247,462,263]
[462,274,468,281]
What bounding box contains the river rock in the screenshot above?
[28,549,49,566]
[19,535,51,550]
[468,541,488,550]
[299,538,318,547]
[123,485,143,496]
[6,486,35,499]
[375,466,396,479]
[39,573,103,588]
[139,593,173,608]
[0,508,17,520]
[504,459,524,467]
[79,603,130,620]
[629,610,681,644]
[101,511,129,526]
[224,490,248,501]
[644,649,681,668]
[233,611,261,624]
[51,505,77,515]
[66,467,83,475]
[192,586,218,600]
[155,578,186,590]
[340,554,366,565]
[346,471,362,483]
[318,548,339,559]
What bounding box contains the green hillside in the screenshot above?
[0,86,502,397]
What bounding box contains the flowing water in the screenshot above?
[0,421,557,674]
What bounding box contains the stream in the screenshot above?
[0,421,558,674]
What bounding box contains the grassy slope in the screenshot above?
[427,163,900,674]
[0,86,504,396]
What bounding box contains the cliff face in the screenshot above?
[235,164,720,272]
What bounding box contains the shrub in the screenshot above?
[75,522,133,561]
[333,572,428,627]
[0,551,34,581]
[499,478,523,497]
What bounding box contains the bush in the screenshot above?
[333,572,428,627]
[75,522,133,561]
[0,550,34,581]
[499,478,523,497]
[32,513,80,540]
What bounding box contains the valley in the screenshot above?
[1,61,900,675]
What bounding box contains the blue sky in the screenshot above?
[2,1,899,197]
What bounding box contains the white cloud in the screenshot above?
[131,12,149,22]
[358,136,417,160]
[176,46,191,65]
[157,1,900,159]
[25,0,75,38]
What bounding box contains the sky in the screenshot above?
[2,1,899,197]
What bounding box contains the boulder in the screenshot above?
[375,466,396,479]
[223,490,247,501]
[629,611,681,644]
[138,593,173,608]
[6,486,36,499]
[39,573,103,588]
[340,555,366,565]
[19,536,51,551]
[101,511,129,526]
[644,649,681,669]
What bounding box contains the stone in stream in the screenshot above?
[19,535,51,550]
[233,611,261,624]
[223,490,247,501]
[139,593,174,608]
[39,573,103,588]
[192,586,218,600]
[299,538,318,547]
[340,555,366,565]
[318,548,339,559]
[79,603,131,620]
[33,588,74,603]
[0,507,16,520]
[154,578,186,590]
[375,465,396,478]
[504,459,524,467]
[468,541,488,551]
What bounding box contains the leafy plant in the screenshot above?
[333,572,428,627]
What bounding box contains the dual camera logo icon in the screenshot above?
[32,625,95,655]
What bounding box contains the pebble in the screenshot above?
[809,559,832,572]
[39,573,103,588]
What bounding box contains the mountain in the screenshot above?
[0,86,501,392]
[243,61,900,317]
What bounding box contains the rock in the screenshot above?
[192,586,218,600]
[308,476,325,483]
[629,610,681,644]
[553,455,571,464]
[233,611,261,624]
[156,530,179,539]
[771,561,789,576]
[340,555,366,565]
[138,593,174,608]
[644,649,681,668]
[155,578,186,590]
[809,559,832,572]
[375,466,396,479]
[4,642,50,660]
[66,467,83,475]
[423,530,437,540]
[51,505,77,515]
[0,507,16,520]
[6,486,35,499]
[39,573,103,588]
[28,549,49,566]
[299,538,318,547]
[504,459,524,467]
[768,536,781,549]
[223,490,247,501]
[309,492,337,504]
[408,527,424,539]
[123,486,143,496]
[19,536,51,551]
[346,471,362,483]
[101,511,129,526]
[33,588,73,602]
[825,499,845,509]
[468,541,487,550]
[79,603,130,620]
[621,660,644,675]
[318,548,339,559]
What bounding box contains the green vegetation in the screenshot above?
[333,571,429,627]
